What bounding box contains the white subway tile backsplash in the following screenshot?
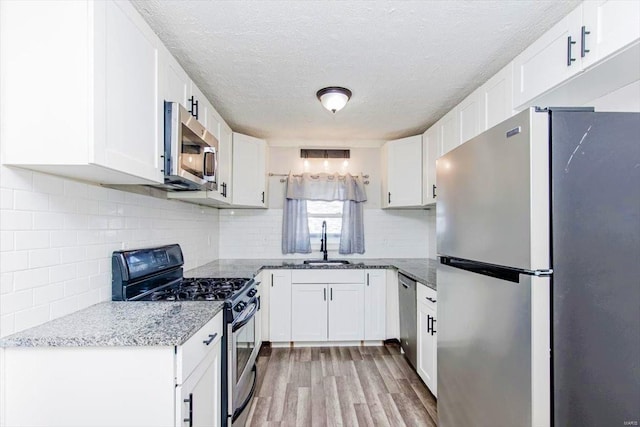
[0,188,13,209]
[1,210,33,230]
[13,267,49,291]
[32,211,64,230]
[13,189,49,211]
[64,278,90,297]
[0,166,220,337]
[14,230,50,250]
[0,167,33,191]
[0,231,14,251]
[49,296,78,319]
[1,273,13,294]
[49,264,76,283]
[28,248,60,269]
[13,305,49,331]
[1,314,15,337]
[0,250,29,273]
[32,174,65,196]
[33,283,65,306]
[0,289,33,314]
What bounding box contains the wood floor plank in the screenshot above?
[354,402,375,426]
[373,355,401,393]
[395,379,437,427]
[310,359,328,427]
[295,387,312,427]
[323,376,344,427]
[409,379,438,423]
[378,392,407,427]
[336,375,360,425]
[282,382,299,425]
[267,349,293,421]
[247,396,272,426]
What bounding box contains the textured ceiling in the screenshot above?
[132,0,580,141]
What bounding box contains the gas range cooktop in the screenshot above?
[149,277,250,302]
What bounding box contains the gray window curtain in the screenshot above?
[282,172,366,255]
[282,198,311,254]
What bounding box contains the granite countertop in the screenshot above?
[186,258,437,290]
[0,301,224,348]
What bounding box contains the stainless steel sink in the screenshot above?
[303,259,351,266]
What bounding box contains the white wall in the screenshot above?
[219,142,432,259]
[0,165,219,338]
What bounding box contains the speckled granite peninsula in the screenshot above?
[186,258,438,290]
[0,301,224,348]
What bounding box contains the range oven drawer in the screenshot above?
[177,311,223,384]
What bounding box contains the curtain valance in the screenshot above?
[285,173,367,202]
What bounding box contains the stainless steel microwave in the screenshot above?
[162,101,218,191]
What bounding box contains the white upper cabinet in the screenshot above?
[383,135,423,208]
[422,125,439,205]
[512,5,584,109]
[482,62,514,131]
[513,1,639,110]
[1,0,163,185]
[581,0,640,68]
[159,47,189,108]
[217,122,233,201]
[232,133,267,208]
[438,107,460,156]
[458,88,484,145]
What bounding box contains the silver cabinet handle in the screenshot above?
[426,297,437,303]
[401,282,409,289]
[324,288,326,301]
[367,273,370,286]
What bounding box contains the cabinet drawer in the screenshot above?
[291,269,365,284]
[417,282,437,312]
[177,311,223,383]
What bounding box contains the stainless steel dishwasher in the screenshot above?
[398,272,417,369]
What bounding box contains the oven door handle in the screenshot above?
[232,364,257,422]
[231,302,258,333]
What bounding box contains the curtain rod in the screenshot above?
[268,172,370,185]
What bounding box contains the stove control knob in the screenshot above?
[247,289,257,297]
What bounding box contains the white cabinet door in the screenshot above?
[512,5,583,109]
[218,122,233,201]
[458,88,484,144]
[385,135,423,207]
[438,107,460,156]
[422,125,439,205]
[364,270,386,340]
[159,47,189,107]
[482,62,514,130]
[417,303,437,397]
[232,133,267,207]
[328,284,364,341]
[582,0,640,68]
[269,270,292,342]
[291,284,328,341]
[178,340,221,427]
[98,0,162,184]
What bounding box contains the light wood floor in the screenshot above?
[245,344,437,426]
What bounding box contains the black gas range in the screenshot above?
[111,244,260,427]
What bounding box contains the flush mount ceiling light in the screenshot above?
[316,87,352,113]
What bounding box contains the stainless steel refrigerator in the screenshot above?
[436,107,640,427]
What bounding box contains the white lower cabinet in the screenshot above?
[2,312,223,427]
[364,270,387,340]
[417,283,437,397]
[292,284,329,341]
[177,336,221,427]
[268,270,292,342]
[328,284,365,341]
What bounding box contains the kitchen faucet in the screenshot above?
[320,220,328,261]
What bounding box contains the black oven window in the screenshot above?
[235,315,255,383]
